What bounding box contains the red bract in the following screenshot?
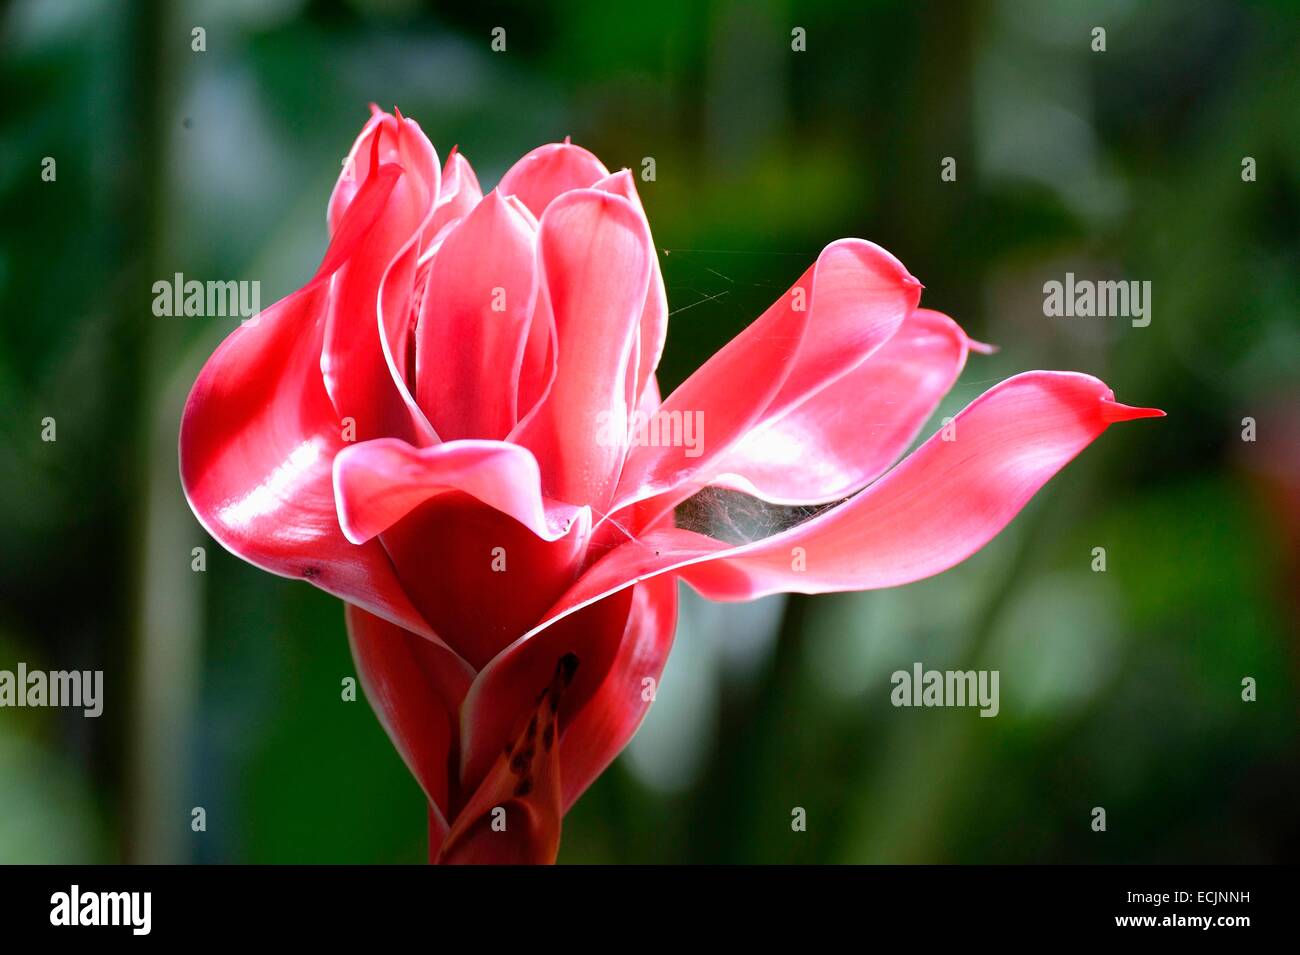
[179,106,1162,863]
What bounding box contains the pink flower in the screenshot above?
[179,106,1162,863]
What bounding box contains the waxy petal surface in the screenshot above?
[496,141,610,219]
[457,589,636,800]
[380,495,591,671]
[515,190,653,510]
[180,282,429,637]
[613,239,921,509]
[557,575,677,810]
[415,191,537,440]
[334,437,584,545]
[711,308,984,504]
[345,604,474,826]
[679,372,1164,599]
[592,170,668,405]
[430,147,483,237]
[322,112,440,446]
[511,374,1161,643]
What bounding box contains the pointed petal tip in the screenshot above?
[1101,397,1166,423]
[967,335,998,355]
[339,522,370,547]
[368,120,383,168]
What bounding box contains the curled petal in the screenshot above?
[613,239,921,509]
[333,437,585,545]
[180,284,431,636]
[711,308,984,504]
[514,189,653,509]
[507,373,1161,646]
[679,372,1165,599]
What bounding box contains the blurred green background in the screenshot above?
[1,0,1297,863]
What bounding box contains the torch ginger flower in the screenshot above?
[179,107,1162,863]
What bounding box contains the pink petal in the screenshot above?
[345,604,473,826]
[457,589,637,802]
[583,376,669,557]
[326,105,386,236]
[498,373,1161,648]
[180,283,431,637]
[678,372,1165,599]
[558,575,678,810]
[414,191,537,440]
[333,437,584,545]
[318,159,403,281]
[429,146,483,237]
[322,112,440,447]
[401,581,675,855]
[711,308,983,504]
[375,238,440,449]
[496,140,610,219]
[513,189,653,509]
[511,259,557,434]
[379,496,593,671]
[533,528,726,637]
[592,170,668,405]
[487,196,557,433]
[612,239,921,509]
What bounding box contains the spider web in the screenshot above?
[672,485,844,546]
